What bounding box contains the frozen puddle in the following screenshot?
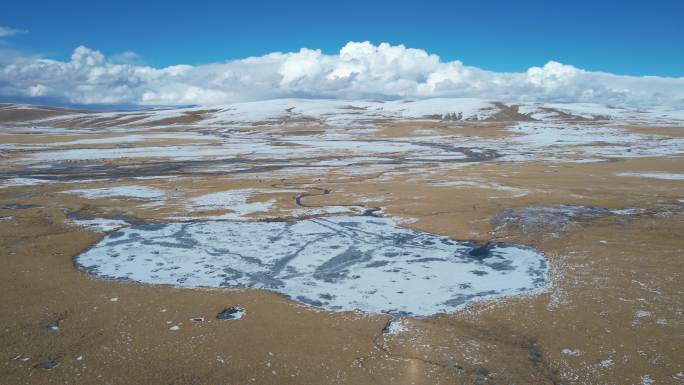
[76,216,548,316]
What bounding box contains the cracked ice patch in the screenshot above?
[75,216,548,316]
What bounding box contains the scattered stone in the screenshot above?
[46,320,61,332]
[169,325,180,331]
[475,367,490,378]
[33,359,59,370]
[635,310,652,318]
[599,358,614,368]
[13,354,31,362]
[561,348,582,356]
[110,297,119,302]
[217,307,245,320]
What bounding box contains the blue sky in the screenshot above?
[2,0,683,76]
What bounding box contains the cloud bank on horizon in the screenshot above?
[1,41,683,107]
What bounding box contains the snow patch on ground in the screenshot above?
[189,189,271,211]
[202,98,500,126]
[617,172,684,180]
[46,133,215,147]
[63,186,166,200]
[384,318,409,335]
[186,188,304,219]
[509,122,642,147]
[290,205,363,217]
[69,218,129,233]
[0,177,54,189]
[426,179,529,197]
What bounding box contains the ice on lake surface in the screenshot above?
[76,216,548,316]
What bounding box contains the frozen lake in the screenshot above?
[76,216,549,316]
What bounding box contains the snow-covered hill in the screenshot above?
[3,98,683,128]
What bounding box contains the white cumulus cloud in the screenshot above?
[0,41,682,107]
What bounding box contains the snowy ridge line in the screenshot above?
[5,98,684,128]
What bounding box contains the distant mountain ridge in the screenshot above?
[2,98,683,127]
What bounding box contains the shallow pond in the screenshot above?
[76,216,548,316]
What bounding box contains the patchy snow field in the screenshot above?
[62,186,166,200]
[27,98,684,127]
[616,172,684,180]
